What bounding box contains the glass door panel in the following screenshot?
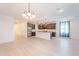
[60,21,70,37]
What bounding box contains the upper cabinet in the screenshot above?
[27,23,35,29]
[38,23,56,29]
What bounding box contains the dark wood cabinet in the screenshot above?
[27,23,35,29]
[31,32,36,36]
[51,32,56,37]
[38,23,56,29]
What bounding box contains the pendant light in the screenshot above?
[22,3,36,19]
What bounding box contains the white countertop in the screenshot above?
[32,29,56,32]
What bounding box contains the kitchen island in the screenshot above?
[36,31,52,40]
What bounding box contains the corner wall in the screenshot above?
[70,19,79,39]
[14,22,28,38]
[0,15,15,44]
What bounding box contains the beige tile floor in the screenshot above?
[0,36,79,56]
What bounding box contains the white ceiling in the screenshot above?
[0,3,79,23]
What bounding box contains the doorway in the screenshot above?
[59,21,70,37]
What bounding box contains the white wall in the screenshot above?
[55,20,59,37]
[0,15,15,44]
[70,19,79,39]
[14,22,28,38]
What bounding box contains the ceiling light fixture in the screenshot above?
[40,18,48,25]
[57,8,63,13]
[22,3,36,19]
[59,9,63,12]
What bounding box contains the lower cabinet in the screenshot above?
[31,32,36,36]
[51,32,56,37]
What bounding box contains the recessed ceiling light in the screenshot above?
[59,9,63,12]
[57,8,63,13]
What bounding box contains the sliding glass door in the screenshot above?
[59,21,70,37]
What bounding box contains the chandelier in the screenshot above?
[22,3,36,19]
[40,18,48,24]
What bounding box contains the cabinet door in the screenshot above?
[32,32,36,36]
